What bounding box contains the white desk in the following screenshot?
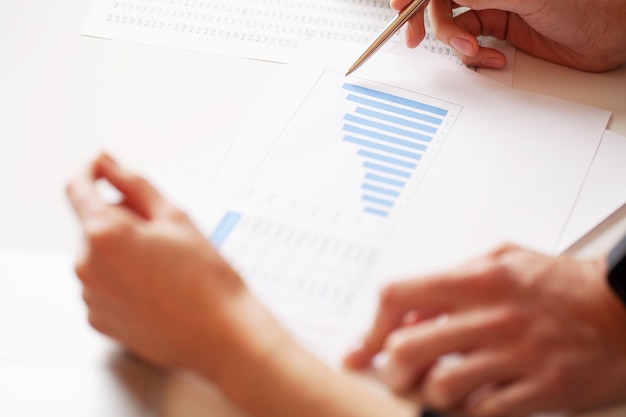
[2,1,626,416]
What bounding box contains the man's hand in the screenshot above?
[392,0,626,72]
[345,244,626,416]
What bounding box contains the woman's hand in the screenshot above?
[66,153,263,378]
[345,244,626,416]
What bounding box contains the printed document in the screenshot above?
[169,42,609,362]
[82,0,515,84]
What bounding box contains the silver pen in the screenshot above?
[345,0,429,76]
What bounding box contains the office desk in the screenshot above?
[1,1,626,416]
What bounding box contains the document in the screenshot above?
[167,41,609,363]
[82,0,515,84]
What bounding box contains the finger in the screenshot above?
[66,154,110,223]
[428,0,480,57]
[466,378,558,417]
[454,0,533,14]
[404,8,426,48]
[422,350,520,411]
[343,257,508,368]
[390,0,414,11]
[97,153,169,220]
[381,308,518,391]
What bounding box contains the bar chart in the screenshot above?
[225,71,461,238]
[209,71,461,321]
[341,82,450,218]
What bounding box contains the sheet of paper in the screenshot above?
[557,130,626,252]
[167,40,608,362]
[82,0,515,85]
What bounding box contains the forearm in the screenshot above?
[192,292,413,417]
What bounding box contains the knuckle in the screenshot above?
[87,311,110,336]
[541,365,567,396]
[385,331,414,365]
[378,282,403,310]
[167,206,190,223]
[423,369,458,410]
[84,217,131,253]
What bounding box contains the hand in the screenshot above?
[67,153,414,417]
[392,0,626,72]
[66,153,260,377]
[344,244,626,416]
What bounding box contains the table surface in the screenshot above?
[1,1,626,416]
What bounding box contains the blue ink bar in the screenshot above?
[344,136,422,160]
[344,124,429,149]
[346,94,443,125]
[365,173,406,187]
[210,211,242,248]
[358,149,417,169]
[362,183,401,197]
[363,162,412,178]
[343,83,448,116]
[362,194,395,207]
[365,207,389,217]
[355,107,438,134]
[345,114,433,143]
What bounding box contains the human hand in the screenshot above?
[66,154,417,417]
[66,153,263,378]
[392,0,626,72]
[344,244,626,416]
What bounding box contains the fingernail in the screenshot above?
[480,56,505,68]
[450,36,474,57]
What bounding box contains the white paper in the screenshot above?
[177,40,609,362]
[557,130,626,252]
[82,0,515,85]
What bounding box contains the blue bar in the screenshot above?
[365,173,406,187]
[347,94,443,125]
[345,114,433,143]
[362,194,395,207]
[358,150,417,169]
[363,161,411,178]
[344,136,421,160]
[344,124,429,149]
[355,107,438,134]
[210,211,242,248]
[364,207,389,217]
[362,183,401,197]
[343,83,449,116]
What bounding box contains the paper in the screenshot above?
[82,0,515,85]
[169,40,608,362]
[558,130,626,252]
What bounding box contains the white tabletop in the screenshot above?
[2,1,626,416]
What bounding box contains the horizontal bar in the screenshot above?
[362,162,413,178]
[344,124,428,149]
[343,83,449,116]
[345,114,433,143]
[356,107,438,134]
[364,207,389,218]
[347,94,443,125]
[210,211,242,248]
[362,194,395,207]
[344,136,422,160]
[358,149,417,169]
[362,183,401,197]
[365,173,406,187]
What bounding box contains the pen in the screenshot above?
[345,0,429,76]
